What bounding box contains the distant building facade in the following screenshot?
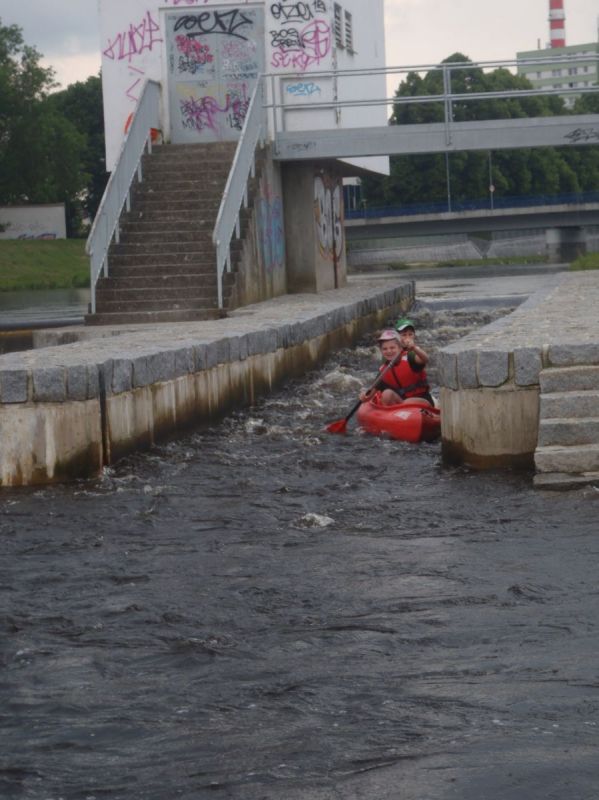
[517,42,599,108]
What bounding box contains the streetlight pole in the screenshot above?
[489,151,495,211]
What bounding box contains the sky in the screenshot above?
[0,0,598,90]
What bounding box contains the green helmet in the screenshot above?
[395,318,415,332]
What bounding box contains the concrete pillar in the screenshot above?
[282,162,347,293]
[546,226,587,263]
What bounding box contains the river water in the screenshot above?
[2,301,599,800]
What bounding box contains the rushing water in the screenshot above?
[2,305,599,800]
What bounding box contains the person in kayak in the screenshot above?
[359,324,434,407]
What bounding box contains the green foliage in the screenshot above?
[569,252,599,271]
[48,76,107,225]
[0,19,106,237]
[362,54,595,210]
[0,240,88,290]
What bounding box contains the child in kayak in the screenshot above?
[359,323,433,407]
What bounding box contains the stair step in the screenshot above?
[535,443,599,473]
[533,471,599,489]
[540,390,599,419]
[540,365,599,393]
[97,286,216,302]
[538,417,599,447]
[99,275,217,290]
[85,308,223,326]
[110,242,216,255]
[117,228,215,243]
[95,297,218,312]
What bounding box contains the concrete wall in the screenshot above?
[228,147,287,308]
[0,205,66,240]
[0,281,414,486]
[283,162,347,292]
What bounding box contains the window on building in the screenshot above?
[551,69,561,77]
[344,10,354,52]
[584,66,589,73]
[334,3,343,48]
[536,71,542,78]
[568,67,578,75]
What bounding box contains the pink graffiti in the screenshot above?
[176,35,213,60]
[270,19,331,72]
[180,85,249,133]
[103,11,163,62]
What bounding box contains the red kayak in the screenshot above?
[356,394,441,443]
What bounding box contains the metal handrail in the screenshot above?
[86,80,161,314]
[212,80,265,309]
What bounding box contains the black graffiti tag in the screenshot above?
[271,3,313,22]
[564,127,599,144]
[270,28,303,50]
[173,10,254,41]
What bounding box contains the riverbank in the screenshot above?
[0,240,88,291]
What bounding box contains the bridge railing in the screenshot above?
[264,55,599,142]
[346,190,599,220]
[86,80,161,314]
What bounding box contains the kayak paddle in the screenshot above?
[326,352,401,434]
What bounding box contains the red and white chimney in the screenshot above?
[549,0,566,48]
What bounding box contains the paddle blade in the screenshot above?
[326,418,349,434]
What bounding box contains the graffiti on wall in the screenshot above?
[268,1,331,72]
[314,173,343,262]
[179,83,250,133]
[256,180,285,273]
[167,7,264,143]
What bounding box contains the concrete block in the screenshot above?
[437,351,458,390]
[228,336,241,362]
[174,346,195,377]
[478,350,509,387]
[548,343,599,367]
[237,334,249,361]
[32,368,66,402]
[146,350,176,384]
[215,338,230,364]
[193,343,208,370]
[0,369,29,403]
[457,350,479,389]
[66,365,88,401]
[538,418,599,447]
[535,443,599,473]
[111,358,133,395]
[514,347,542,387]
[87,365,100,399]
[541,390,599,419]
[132,355,152,388]
[206,342,219,369]
[540,366,599,393]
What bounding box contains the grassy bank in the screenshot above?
[570,252,599,271]
[382,255,549,270]
[0,240,89,291]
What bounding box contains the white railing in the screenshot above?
[212,80,265,309]
[86,80,161,314]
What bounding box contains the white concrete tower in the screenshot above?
[548,0,566,48]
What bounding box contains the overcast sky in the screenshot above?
[1,0,598,89]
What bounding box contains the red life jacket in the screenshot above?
[379,349,429,398]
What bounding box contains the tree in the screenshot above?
[361,53,592,210]
[48,76,107,225]
[0,18,89,235]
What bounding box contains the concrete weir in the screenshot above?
[438,271,599,486]
[0,282,413,486]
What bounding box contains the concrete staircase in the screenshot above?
[534,365,599,488]
[86,142,239,326]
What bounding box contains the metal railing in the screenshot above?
[212,80,265,309]
[264,55,599,143]
[86,80,161,314]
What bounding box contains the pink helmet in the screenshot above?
[376,329,400,342]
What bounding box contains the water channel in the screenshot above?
[2,272,599,799]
